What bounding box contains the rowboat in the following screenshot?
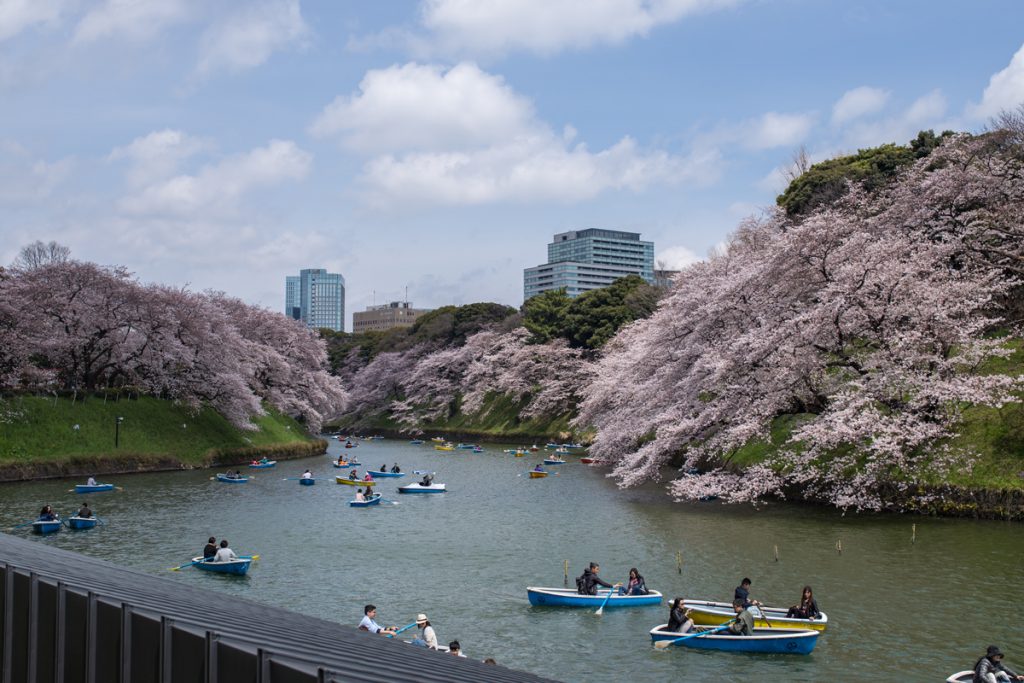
[434,444,455,451]
[349,493,383,507]
[648,624,819,654]
[368,471,405,478]
[66,516,98,530]
[248,460,276,469]
[397,482,447,494]
[682,599,829,632]
[945,672,973,682]
[336,477,373,486]
[410,439,425,445]
[344,443,358,448]
[332,462,353,468]
[456,443,476,449]
[216,473,248,483]
[513,450,528,457]
[545,443,559,449]
[190,556,251,576]
[472,447,484,453]
[543,458,566,465]
[74,483,114,493]
[527,587,662,608]
[299,477,315,486]
[33,520,62,535]
[528,470,549,478]
[430,437,445,442]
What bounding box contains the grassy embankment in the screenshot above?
[0,395,325,481]
[329,393,576,442]
[725,339,1024,516]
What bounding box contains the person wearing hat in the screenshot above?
[974,645,1023,682]
[412,614,438,649]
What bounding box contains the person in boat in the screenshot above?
[86,476,97,486]
[380,464,387,473]
[355,488,365,502]
[666,597,694,633]
[728,599,754,636]
[420,473,434,487]
[619,567,648,595]
[203,537,218,559]
[577,562,621,595]
[38,505,57,521]
[349,469,358,480]
[301,469,313,480]
[412,613,438,649]
[974,645,1023,682]
[76,502,93,518]
[213,539,237,563]
[364,484,374,498]
[390,463,401,473]
[337,455,347,466]
[448,641,466,657]
[786,585,821,620]
[358,604,397,636]
[363,472,373,482]
[734,577,761,608]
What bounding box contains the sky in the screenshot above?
[3,0,1024,329]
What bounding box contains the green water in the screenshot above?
[1,438,1021,682]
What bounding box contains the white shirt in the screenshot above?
[421,624,438,649]
[355,491,365,501]
[359,615,384,633]
[86,477,96,486]
[214,547,237,562]
[301,471,312,479]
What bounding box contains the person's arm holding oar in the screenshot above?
[386,622,418,638]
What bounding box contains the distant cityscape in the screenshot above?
[287,229,671,332]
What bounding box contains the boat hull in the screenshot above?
[332,462,354,468]
[336,477,371,486]
[528,471,548,478]
[398,483,447,494]
[368,471,405,478]
[67,516,98,530]
[946,672,973,683]
[543,459,565,465]
[434,446,454,451]
[349,494,383,507]
[248,461,276,469]
[527,587,662,608]
[33,520,62,534]
[190,556,251,576]
[74,484,114,493]
[299,478,315,486]
[216,474,248,483]
[649,625,819,654]
[683,599,828,632]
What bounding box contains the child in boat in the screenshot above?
[786,585,821,619]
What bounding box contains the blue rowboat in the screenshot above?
[299,478,316,486]
[527,587,663,608]
[74,483,114,493]
[33,520,62,534]
[331,462,356,468]
[456,443,476,449]
[190,556,251,576]
[397,483,446,494]
[248,460,276,469]
[410,439,425,445]
[349,493,383,507]
[216,473,248,483]
[543,458,566,465]
[648,624,819,654]
[66,516,98,530]
[368,471,405,478]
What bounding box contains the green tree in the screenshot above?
[522,288,571,343]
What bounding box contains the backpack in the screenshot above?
[575,574,586,594]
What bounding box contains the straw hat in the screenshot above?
[416,613,428,624]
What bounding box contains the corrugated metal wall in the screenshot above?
[0,534,559,683]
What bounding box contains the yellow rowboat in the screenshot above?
[336,477,374,486]
[682,599,829,632]
[528,470,549,478]
[434,444,455,451]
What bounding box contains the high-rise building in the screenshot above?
[523,228,655,300]
[352,301,431,333]
[284,268,345,332]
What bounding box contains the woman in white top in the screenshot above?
[414,614,438,649]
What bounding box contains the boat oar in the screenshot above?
[169,558,204,571]
[10,520,38,530]
[595,586,619,616]
[755,604,772,628]
[386,621,418,638]
[378,498,400,506]
[653,622,733,649]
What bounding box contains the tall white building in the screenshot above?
[284,268,345,332]
[523,229,655,300]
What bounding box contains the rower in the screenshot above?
[77,502,93,518]
[203,536,218,559]
[390,463,401,473]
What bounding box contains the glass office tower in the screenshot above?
[284,269,345,332]
[523,229,654,301]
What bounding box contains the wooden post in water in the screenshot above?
[773,545,779,562]
[564,560,569,587]
[836,539,842,554]
[912,524,916,544]
[675,550,682,574]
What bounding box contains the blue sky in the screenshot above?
[3,0,1024,328]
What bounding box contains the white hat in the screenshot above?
[416,613,428,623]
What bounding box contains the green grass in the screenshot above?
[0,395,318,467]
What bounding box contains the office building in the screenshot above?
[352,301,430,333]
[523,228,655,300]
[284,268,345,332]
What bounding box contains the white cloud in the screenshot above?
[832,86,889,126]
[0,154,73,205]
[746,112,815,150]
[656,245,701,270]
[310,62,536,153]
[416,0,742,57]
[108,129,209,188]
[313,62,719,206]
[196,0,308,76]
[0,0,62,43]
[840,89,950,148]
[118,139,311,216]
[969,42,1024,120]
[73,0,191,44]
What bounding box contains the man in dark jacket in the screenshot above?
[974,645,1023,682]
[203,537,217,559]
[578,563,620,595]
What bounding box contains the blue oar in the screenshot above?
[377,497,401,506]
[653,622,733,649]
[386,621,418,638]
[10,519,42,530]
[595,585,621,615]
[169,558,205,571]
